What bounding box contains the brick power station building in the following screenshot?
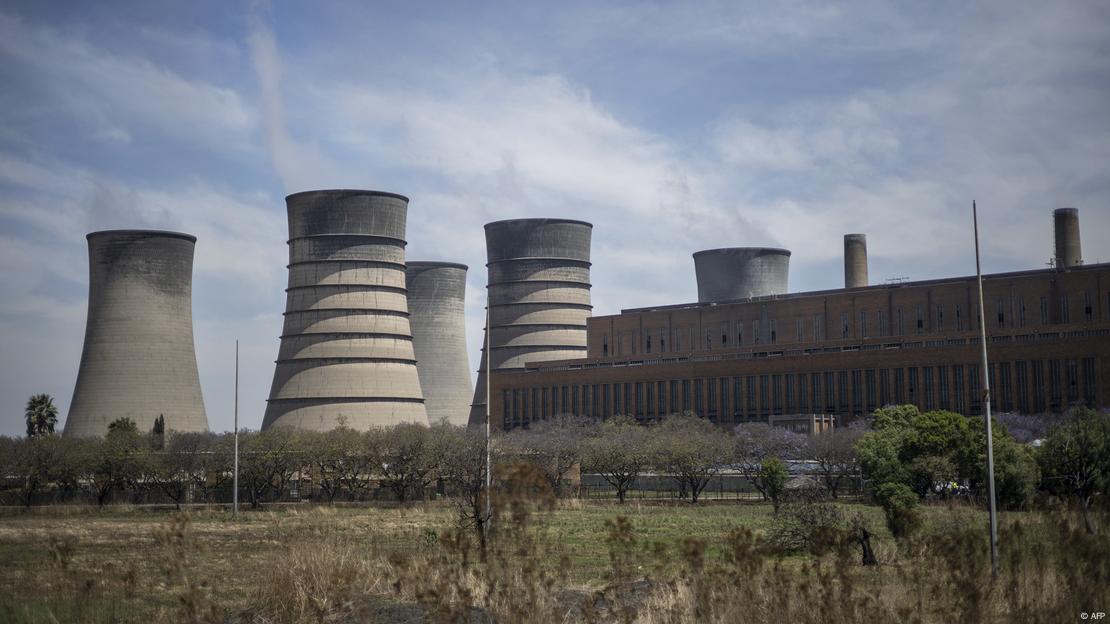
[486,208,1109,431]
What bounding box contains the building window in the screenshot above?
[694,379,704,415]
[1061,295,1070,324]
[771,375,783,415]
[924,367,935,411]
[1049,360,1062,411]
[1082,358,1096,405]
[752,320,761,345]
[1018,297,1026,328]
[1032,361,1045,413]
[936,304,944,331]
[1067,360,1079,403]
[736,321,744,346]
[747,376,757,415]
[953,365,965,414]
[969,365,981,415]
[915,305,924,334]
[759,375,770,416]
[938,366,950,411]
[879,369,890,405]
[837,371,849,414]
[824,372,836,412]
[635,382,644,419]
[705,328,712,350]
[656,381,665,417]
[841,312,850,339]
[811,373,822,413]
[851,370,862,414]
[896,307,905,335]
[999,363,1013,412]
[955,305,964,331]
[645,331,652,354]
[785,374,795,412]
[1084,292,1093,322]
[866,369,877,412]
[997,299,1005,329]
[682,379,692,412]
[669,380,679,414]
[799,373,809,412]
[796,318,805,342]
[859,311,868,338]
[732,378,742,421]
[894,369,905,404]
[878,310,888,337]
[1040,296,1049,325]
[602,334,609,357]
[769,319,777,344]
[721,323,729,346]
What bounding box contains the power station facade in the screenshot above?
[469,219,593,425]
[262,190,428,431]
[406,261,472,426]
[487,209,1110,431]
[66,230,208,437]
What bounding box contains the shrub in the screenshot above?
[875,482,921,539]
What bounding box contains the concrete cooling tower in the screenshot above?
[406,261,472,426]
[262,190,428,431]
[65,230,207,437]
[468,219,593,426]
[693,247,791,303]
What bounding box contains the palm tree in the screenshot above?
[25,394,58,437]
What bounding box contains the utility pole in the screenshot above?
[973,201,1000,577]
[233,339,240,518]
[484,303,492,533]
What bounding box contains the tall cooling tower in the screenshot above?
[468,219,593,426]
[65,230,207,437]
[693,247,790,303]
[1053,208,1082,269]
[406,261,472,426]
[263,190,428,431]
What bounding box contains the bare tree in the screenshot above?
[380,423,443,502]
[502,414,592,497]
[437,425,492,556]
[653,413,732,503]
[807,427,863,499]
[581,416,652,503]
[733,423,804,500]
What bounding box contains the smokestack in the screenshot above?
[1053,208,1082,269]
[263,190,428,431]
[693,247,790,303]
[406,261,472,426]
[844,233,868,288]
[66,230,208,437]
[469,218,593,426]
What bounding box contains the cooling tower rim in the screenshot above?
[273,356,418,365]
[488,322,589,329]
[488,278,593,287]
[288,260,407,269]
[487,301,593,309]
[282,308,410,317]
[692,247,791,258]
[285,189,410,203]
[484,217,593,229]
[278,331,414,340]
[406,260,469,270]
[267,396,426,404]
[86,229,197,243]
[844,233,867,241]
[1054,207,1079,215]
[289,233,407,246]
[284,284,408,294]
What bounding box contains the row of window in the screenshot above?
[601,291,1106,357]
[500,357,1099,429]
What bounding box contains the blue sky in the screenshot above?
[1,1,1108,435]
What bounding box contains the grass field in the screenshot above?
[0,500,1103,623]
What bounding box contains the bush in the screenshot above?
[767,501,847,555]
[761,458,788,513]
[875,482,921,539]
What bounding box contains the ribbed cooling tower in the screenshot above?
[1053,208,1082,269]
[406,261,472,426]
[262,190,428,431]
[844,234,868,288]
[693,247,790,303]
[65,230,207,437]
[468,219,593,426]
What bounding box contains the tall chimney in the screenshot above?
[844,233,868,288]
[1053,208,1082,269]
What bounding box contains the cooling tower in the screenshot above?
[65,230,207,437]
[406,261,472,426]
[468,219,593,426]
[262,190,428,431]
[844,234,868,288]
[693,247,790,303]
[1053,208,1082,269]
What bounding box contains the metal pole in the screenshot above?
[233,339,240,518]
[484,302,492,531]
[973,201,1000,577]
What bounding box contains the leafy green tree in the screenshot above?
[151,414,166,450]
[1038,408,1110,534]
[761,458,788,513]
[24,393,58,437]
[85,424,147,507]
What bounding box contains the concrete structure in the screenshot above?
[66,230,207,437]
[406,261,472,426]
[844,234,868,289]
[263,190,428,430]
[487,209,1109,431]
[468,218,593,425]
[1054,208,1082,269]
[693,247,791,303]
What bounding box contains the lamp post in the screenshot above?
[972,201,1000,577]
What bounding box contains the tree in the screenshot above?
[437,425,492,556]
[237,429,298,508]
[24,394,58,437]
[380,423,443,502]
[734,423,804,500]
[502,415,591,497]
[1038,408,1110,534]
[761,458,788,513]
[306,428,379,502]
[653,414,732,504]
[7,436,63,506]
[581,416,652,503]
[151,414,166,450]
[807,426,863,499]
[84,425,147,507]
[108,417,139,435]
[875,482,921,539]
